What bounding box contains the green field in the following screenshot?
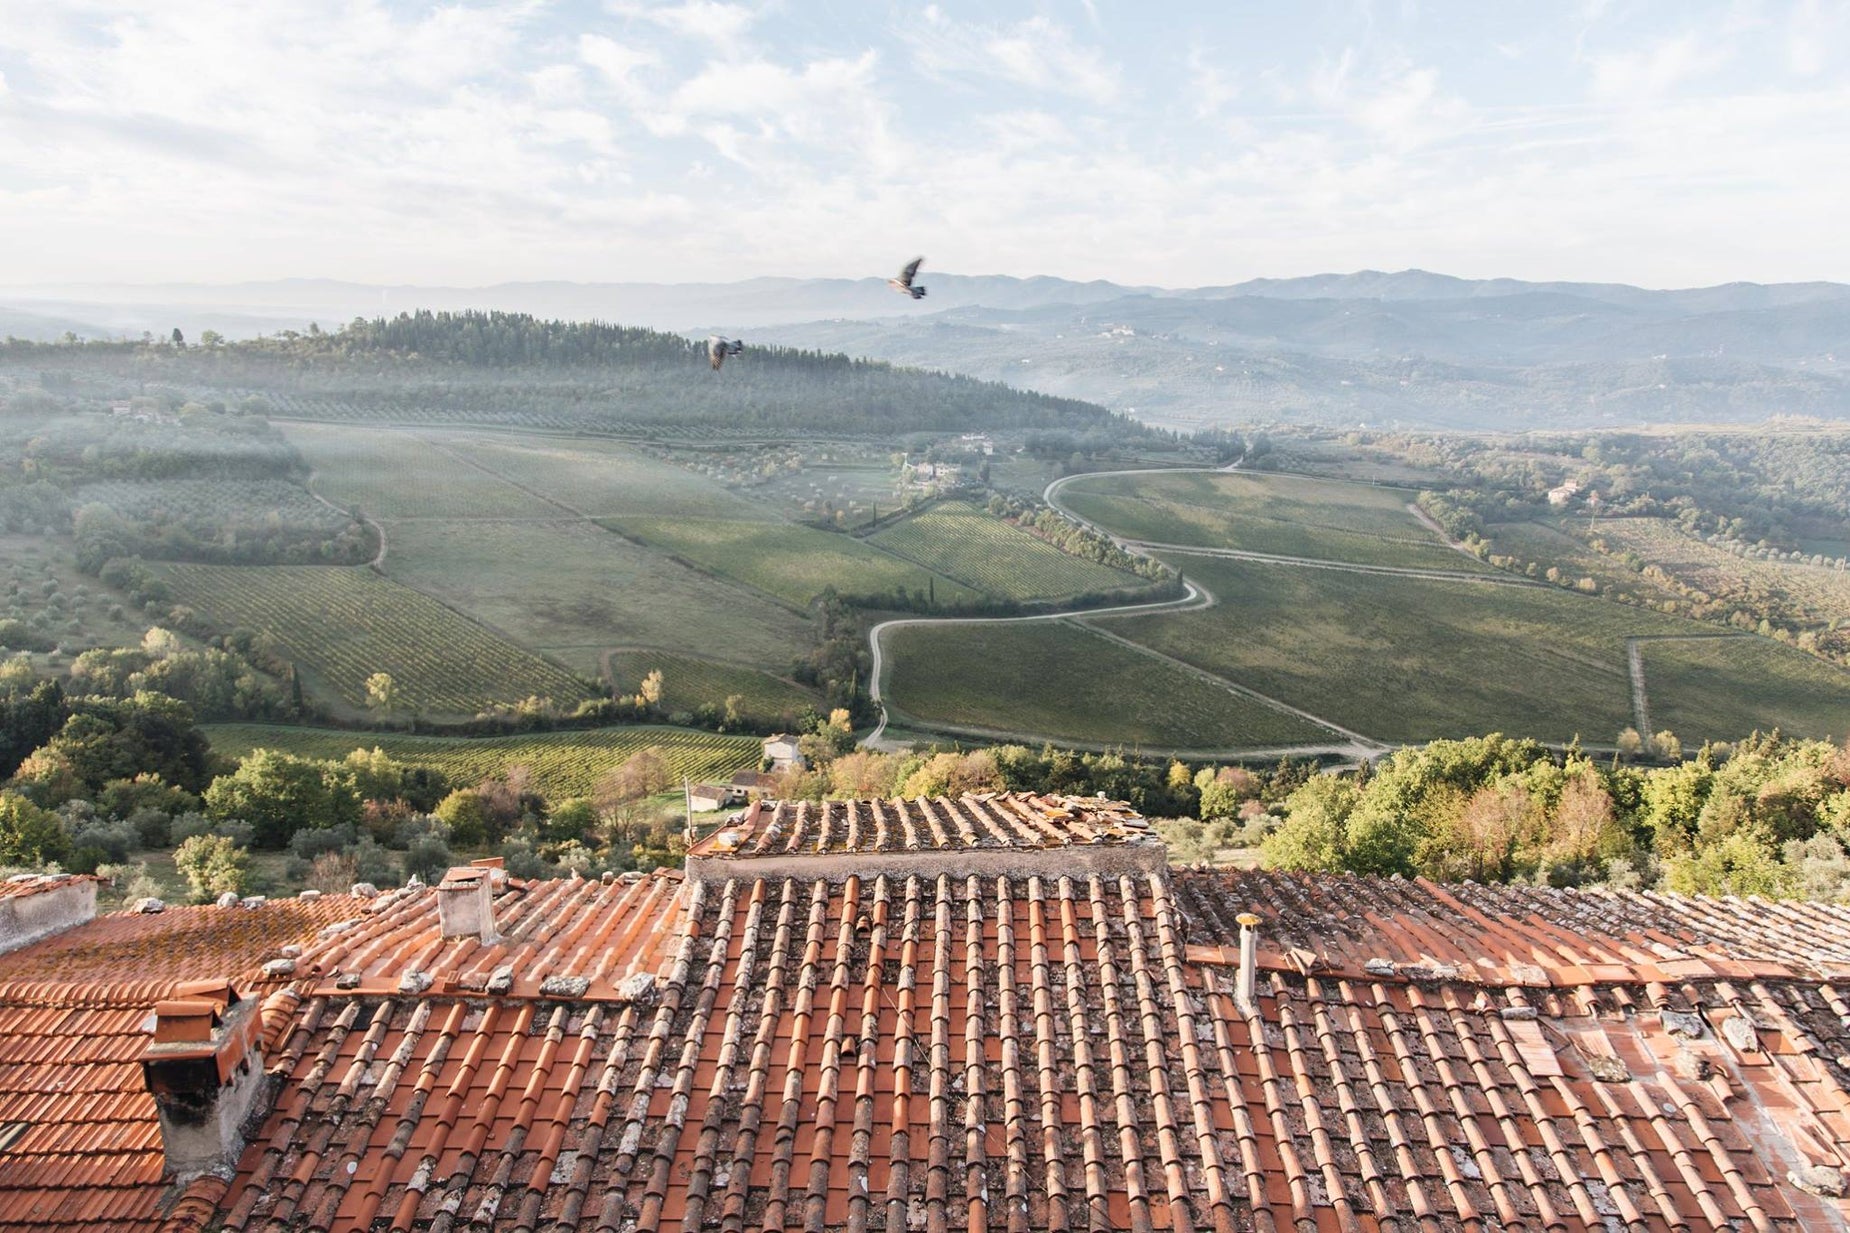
[458,435,750,518]
[380,518,811,672]
[607,651,820,726]
[869,501,1145,601]
[201,723,760,798]
[162,564,588,715]
[607,516,977,606]
[882,619,1333,749]
[1059,470,1483,569]
[283,423,559,518]
[1639,638,1850,744]
[1104,556,1710,743]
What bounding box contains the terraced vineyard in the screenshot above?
[201,724,760,798]
[606,651,820,727]
[608,516,976,607]
[869,501,1145,601]
[1638,637,1850,744]
[882,620,1333,749]
[282,424,558,518]
[1108,554,1843,743]
[381,519,811,674]
[161,565,589,714]
[1060,470,1484,570]
[457,436,747,519]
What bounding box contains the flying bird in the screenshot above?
[888,257,927,300]
[707,336,744,370]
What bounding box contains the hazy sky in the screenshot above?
[2,1,1847,288]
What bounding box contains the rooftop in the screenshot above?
[3,797,1850,1231]
[0,874,97,903]
[686,792,1162,879]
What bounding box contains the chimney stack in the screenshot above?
[1235,912,1262,1015]
[437,859,505,942]
[141,980,266,1180]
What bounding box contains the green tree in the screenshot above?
[433,789,491,847]
[204,748,354,849]
[365,672,398,718]
[0,792,69,867]
[1260,775,1358,872]
[1664,827,1790,898]
[173,834,249,901]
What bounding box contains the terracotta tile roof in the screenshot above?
[0,874,97,902]
[0,979,300,1233]
[689,791,1159,858]
[297,871,692,998]
[0,894,367,987]
[228,869,1223,1233]
[8,798,1850,1231]
[1173,868,1850,985]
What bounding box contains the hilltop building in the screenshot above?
[2,793,1850,1230]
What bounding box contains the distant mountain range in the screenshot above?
[7,270,1849,431]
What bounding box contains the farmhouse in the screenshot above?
[686,782,744,812]
[761,731,806,770]
[1548,479,1581,506]
[3,796,1850,1231]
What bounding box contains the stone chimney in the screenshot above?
[1235,912,1261,1015]
[437,858,504,942]
[0,875,98,956]
[140,980,266,1181]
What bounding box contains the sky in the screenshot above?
[1,0,1847,289]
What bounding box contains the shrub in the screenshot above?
[126,807,171,848]
[68,820,137,864]
[351,835,399,886]
[288,825,355,862]
[402,834,454,884]
[0,792,68,867]
[174,834,250,901]
[96,860,162,903]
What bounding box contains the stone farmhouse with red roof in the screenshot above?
[3,792,1850,1231]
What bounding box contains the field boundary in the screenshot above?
[1625,633,1753,738]
[865,463,1383,754]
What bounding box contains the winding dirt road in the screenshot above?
[863,464,1387,757]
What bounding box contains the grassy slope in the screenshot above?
[1639,638,1850,743]
[162,564,587,715]
[606,650,820,726]
[1060,470,1486,570]
[1106,556,1700,743]
[282,423,557,518]
[382,518,812,672]
[201,723,760,798]
[869,501,1143,601]
[882,620,1331,749]
[453,434,758,518]
[608,516,979,607]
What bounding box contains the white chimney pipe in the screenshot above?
[1236,912,1261,1015]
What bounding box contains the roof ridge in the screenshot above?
[0,976,187,1006]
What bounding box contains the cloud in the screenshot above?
[1,4,1849,289]
[1585,32,1729,101]
[908,10,1123,105]
[604,1,761,45]
[579,33,660,105]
